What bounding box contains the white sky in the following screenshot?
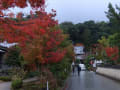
[3,0,120,24]
[46,0,120,23]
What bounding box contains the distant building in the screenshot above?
[74,43,85,63]
[0,41,17,48]
[0,46,7,68]
[74,45,85,55]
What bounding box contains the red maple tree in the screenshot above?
[105,47,119,61]
[0,0,67,69]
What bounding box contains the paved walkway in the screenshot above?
[0,82,11,90]
[66,71,120,90]
[1,72,120,90]
[0,77,38,90]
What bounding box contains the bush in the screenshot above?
[0,76,11,81]
[4,46,21,67]
[11,79,23,90]
[84,55,93,70]
[25,71,40,78]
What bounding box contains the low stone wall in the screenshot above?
[96,67,120,81]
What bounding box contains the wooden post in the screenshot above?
[47,81,49,90]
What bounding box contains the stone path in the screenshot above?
[0,82,11,90]
[66,71,120,90]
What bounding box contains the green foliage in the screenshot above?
[106,3,120,33]
[108,33,120,47]
[25,71,40,78]
[4,46,21,67]
[11,68,26,80]
[108,33,120,63]
[105,3,120,63]
[97,36,109,60]
[60,21,111,50]
[84,55,93,70]
[49,57,71,77]
[98,36,109,47]
[105,59,115,65]
[12,78,23,90]
[60,22,75,34]
[46,35,74,87]
[48,57,72,86]
[0,76,11,81]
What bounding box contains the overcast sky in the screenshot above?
[46,0,120,23]
[5,0,120,24]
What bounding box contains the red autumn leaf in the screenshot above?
[105,47,119,61]
[0,0,70,70]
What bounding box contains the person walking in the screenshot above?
[77,64,81,76]
[93,60,97,72]
[72,62,75,75]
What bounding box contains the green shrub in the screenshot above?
[4,46,21,67]
[12,79,23,90]
[25,71,40,78]
[84,55,94,70]
[0,76,11,81]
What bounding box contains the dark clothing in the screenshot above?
[77,65,81,76]
[72,65,75,74]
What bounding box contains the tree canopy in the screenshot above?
[60,21,111,50]
[0,0,74,70]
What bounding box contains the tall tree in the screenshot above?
[106,3,120,33]
[60,20,111,50]
[0,0,70,69]
[106,3,120,62]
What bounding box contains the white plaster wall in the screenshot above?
[96,67,120,80]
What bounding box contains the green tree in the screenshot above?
[106,3,120,63]
[4,46,21,67]
[98,36,109,47]
[106,3,120,33]
[60,20,111,51]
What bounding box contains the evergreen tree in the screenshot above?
[106,3,120,33]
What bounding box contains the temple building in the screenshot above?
[74,43,85,64]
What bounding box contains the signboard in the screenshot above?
[74,46,84,54]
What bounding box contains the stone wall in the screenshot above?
[96,67,120,81]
